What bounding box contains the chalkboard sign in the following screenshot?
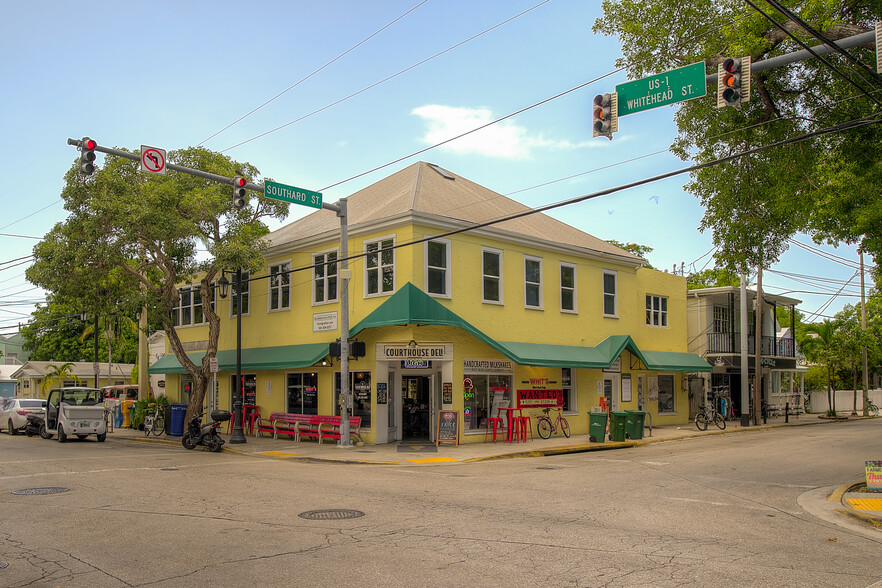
[435,410,459,446]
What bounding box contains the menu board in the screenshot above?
[435,410,459,446]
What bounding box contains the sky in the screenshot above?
[0,0,871,338]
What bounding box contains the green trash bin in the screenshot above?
[609,411,628,442]
[588,412,607,442]
[625,410,646,440]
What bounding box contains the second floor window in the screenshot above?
[269,263,290,311]
[713,305,731,332]
[602,270,617,316]
[314,251,338,304]
[525,256,542,309]
[646,295,668,327]
[482,248,502,303]
[365,238,394,296]
[426,239,449,296]
[560,263,576,312]
[173,284,215,327]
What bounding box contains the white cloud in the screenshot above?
[411,105,592,159]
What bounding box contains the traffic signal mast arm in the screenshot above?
[704,29,875,86]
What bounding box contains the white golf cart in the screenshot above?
[44,387,107,442]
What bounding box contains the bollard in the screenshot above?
[785,402,789,423]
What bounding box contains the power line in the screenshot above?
[221,0,552,153]
[199,0,431,146]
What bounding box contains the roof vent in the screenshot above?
[427,163,455,180]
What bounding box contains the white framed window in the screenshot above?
[230,271,250,317]
[482,247,502,304]
[602,270,617,317]
[426,238,450,297]
[713,305,731,332]
[560,262,576,313]
[365,237,395,297]
[646,294,668,327]
[269,262,291,311]
[524,255,542,309]
[313,250,338,304]
[173,283,215,327]
[561,367,575,412]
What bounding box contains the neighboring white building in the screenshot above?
[12,361,134,398]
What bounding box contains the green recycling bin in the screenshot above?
[588,412,607,442]
[625,410,646,440]
[608,411,628,442]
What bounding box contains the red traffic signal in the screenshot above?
[592,93,618,139]
[232,176,247,209]
[79,137,97,175]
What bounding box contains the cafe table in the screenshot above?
[496,406,523,443]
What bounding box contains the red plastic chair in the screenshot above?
[484,417,504,443]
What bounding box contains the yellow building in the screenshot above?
[150,162,710,444]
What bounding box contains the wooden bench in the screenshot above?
[254,413,362,444]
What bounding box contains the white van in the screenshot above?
[44,387,107,442]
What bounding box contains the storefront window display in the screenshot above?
[657,374,675,413]
[463,374,512,431]
[335,371,371,428]
[287,373,318,414]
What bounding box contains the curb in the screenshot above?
[831,481,882,529]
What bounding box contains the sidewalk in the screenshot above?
[111,412,881,528]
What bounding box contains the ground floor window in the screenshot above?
[335,371,371,428]
[657,374,675,413]
[287,373,318,414]
[464,374,512,431]
[561,368,574,411]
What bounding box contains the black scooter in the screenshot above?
[181,410,230,452]
[24,413,45,438]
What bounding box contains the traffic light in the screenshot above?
[80,137,97,175]
[592,93,618,140]
[717,57,751,108]
[232,177,247,209]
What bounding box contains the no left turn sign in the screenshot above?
[140,145,167,175]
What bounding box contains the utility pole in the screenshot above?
[754,263,763,426]
[860,249,869,416]
[740,274,750,427]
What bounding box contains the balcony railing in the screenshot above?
[705,332,795,357]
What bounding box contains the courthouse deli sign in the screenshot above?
[379,343,452,361]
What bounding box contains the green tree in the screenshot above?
[799,319,844,414]
[22,295,140,363]
[606,240,655,269]
[26,147,288,421]
[686,267,741,289]
[593,1,880,273]
[40,362,80,394]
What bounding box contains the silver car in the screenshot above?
[1,398,47,435]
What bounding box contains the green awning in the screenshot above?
[350,283,711,372]
[147,343,330,375]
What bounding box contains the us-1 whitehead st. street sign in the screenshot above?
[615,61,707,116]
[264,180,323,209]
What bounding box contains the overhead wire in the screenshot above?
[220,0,553,153]
[198,0,432,146]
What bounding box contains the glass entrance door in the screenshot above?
[402,376,430,439]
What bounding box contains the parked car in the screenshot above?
[1,398,48,435]
[44,387,107,442]
[102,385,139,401]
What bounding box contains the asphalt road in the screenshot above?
[0,420,880,587]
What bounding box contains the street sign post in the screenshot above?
[264,180,322,209]
[615,61,707,116]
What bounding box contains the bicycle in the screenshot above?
[695,403,726,431]
[143,403,165,436]
[537,407,570,439]
[867,398,879,417]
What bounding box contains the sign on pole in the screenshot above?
[615,61,707,117]
[264,180,322,209]
[140,145,167,175]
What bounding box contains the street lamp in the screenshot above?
[217,269,246,444]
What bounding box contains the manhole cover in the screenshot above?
[299,509,364,520]
[11,487,70,496]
